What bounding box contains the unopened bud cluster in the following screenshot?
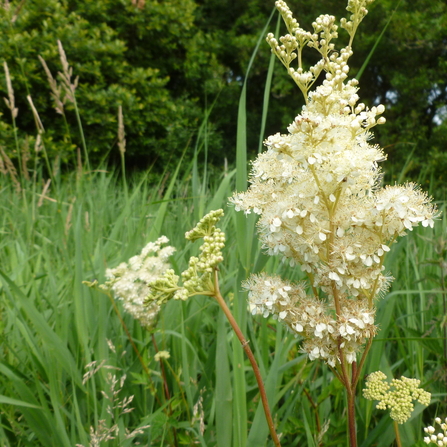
[340,0,374,38]
[146,210,226,304]
[424,417,447,445]
[103,236,175,329]
[267,0,374,99]
[363,371,431,424]
[231,0,437,367]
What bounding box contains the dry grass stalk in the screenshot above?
[2,0,26,22]
[76,146,83,178]
[53,153,60,178]
[76,361,150,447]
[57,40,78,103]
[34,134,42,153]
[65,197,76,236]
[26,95,45,133]
[3,61,18,119]
[37,179,51,207]
[0,146,20,192]
[117,106,126,154]
[0,151,7,175]
[21,137,31,181]
[1,1,10,12]
[10,0,26,22]
[192,390,206,436]
[131,0,145,9]
[38,55,65,115]
[84,211,90,232]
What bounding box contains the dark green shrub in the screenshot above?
[0,0,225,171]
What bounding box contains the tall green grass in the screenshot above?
[0,160,445,446]
[0,6,446,447]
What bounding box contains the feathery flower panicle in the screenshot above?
[363,371,431,424]
[243,274,376,366]
[104,236,175,330]
[424,417,447,445]
[230,0,438,367]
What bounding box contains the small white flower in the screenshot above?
[315,323,327,338]
[154,350,170,361]
[273,217,282,227]
[329,271,340,281]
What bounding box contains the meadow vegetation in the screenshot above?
[0,0,446,446]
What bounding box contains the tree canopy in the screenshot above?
[0,0,446,193]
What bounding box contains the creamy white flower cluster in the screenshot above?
[230,0,437,367]
[424,417,447,445]
[104,236,176,329]
[243,273,375,367]
[147,210,225,303]
[363,371,431,424]
[231,77,436,299]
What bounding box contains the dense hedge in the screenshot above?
[0,0,225,170]
[0,0,446,190]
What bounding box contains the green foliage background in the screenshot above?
[0,0,446,188]
[0,1,446,445]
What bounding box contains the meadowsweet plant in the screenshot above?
[230,0,437,445]
[84,236,177,420]
[145,209,282,446]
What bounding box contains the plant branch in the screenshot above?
[212,268,282,447]
[393,420,402,447]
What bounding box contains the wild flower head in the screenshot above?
[231,0,438,367]
[104,236,176,330]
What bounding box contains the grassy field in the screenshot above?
[0,156,445,446]
[0,5,446,444]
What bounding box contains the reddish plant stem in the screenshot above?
[213,269,282,447]
[347,386,357,447]
[107,292,153,385]
[303,387,322,434]
[107,292,180,445]
[331,270,366,447]
[107,291,179,446]
[353,338,373,388]
[337,341,375,447]
[337,343,360,447]
[152,334,179,447]
[151,334,171,401]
